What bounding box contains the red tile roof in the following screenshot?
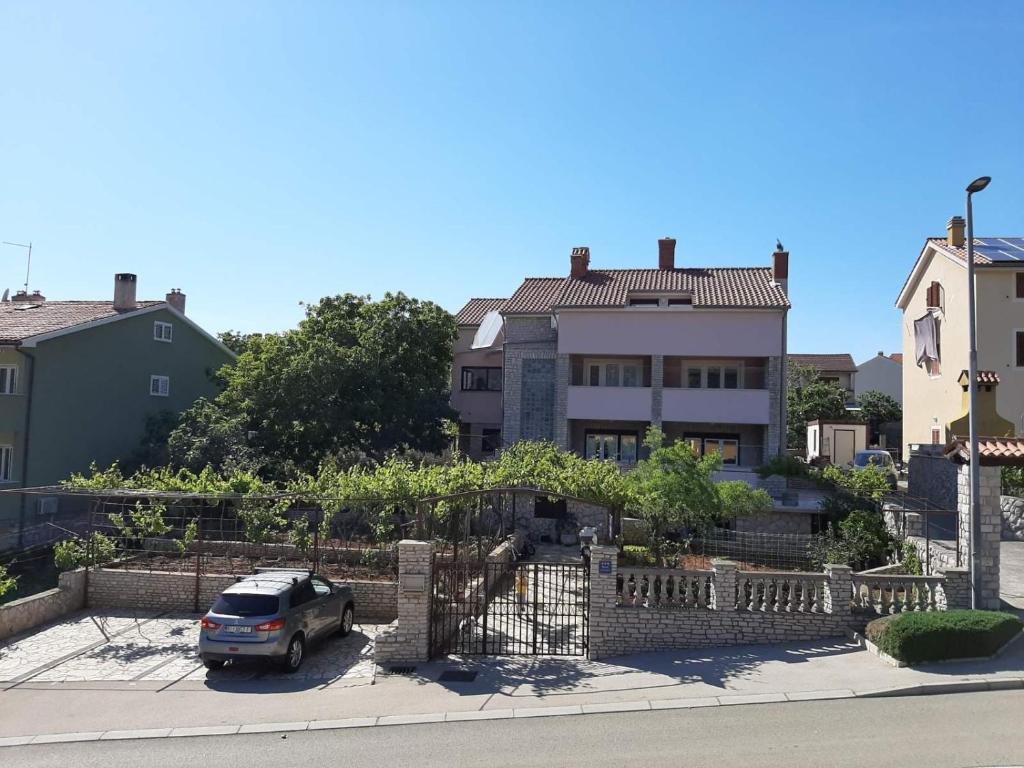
[957,369,1001,385]
[502,268,788,314]
[927,237,1024,266]
[0,301,164,344]
[945,437,1024,466]
[889,353,903,364]
[454,298,506,326]
[788,353,857,373]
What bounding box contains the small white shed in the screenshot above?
[807,420,868,466]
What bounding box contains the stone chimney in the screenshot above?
[165,288,186,314]
[113,273,138,311]
[947,216,966,248]
[658,238,676,270]
[12,290,45,303]
[772,242,789,294]
[948,370,1015,439]
[570,246,590,279]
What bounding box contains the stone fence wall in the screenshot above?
[1001,495,1024,541]
[0,570,86,641]
[587,546,968,660]
[87,568,398,623]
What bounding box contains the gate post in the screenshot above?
[374,539,433,665]
[587,545,618,660]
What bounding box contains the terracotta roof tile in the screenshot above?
[788,353,857,373]
[945,437,1024,466]
[502,268,788,314]
[454,298,507,326]
[0,301,164,344]
[957,369,1000,385]
[889,353,903,364]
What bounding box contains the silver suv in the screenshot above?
[198,569,355,673]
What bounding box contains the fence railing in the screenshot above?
[616,567,712,608]
[736,570,827,612]
[851,572,944,614]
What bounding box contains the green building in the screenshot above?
[0,273,235,551]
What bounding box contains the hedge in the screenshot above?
[866,610,1022,664]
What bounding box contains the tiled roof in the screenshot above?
[945,437,1024,466]
[958,369,1000,385]
[889,353,903,364]
[502,269,789,314]
[788,353,857,373]
[0,301,164,344]
[454,298,507,326]
[928,237,1024,266]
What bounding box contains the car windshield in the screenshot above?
[211,593,280,617]
[854,452,890,467]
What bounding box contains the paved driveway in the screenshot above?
[1001,540,1024,613]
[0,610,384,685]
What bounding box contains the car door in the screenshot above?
[290,580,321,639]
[311,576,340,635]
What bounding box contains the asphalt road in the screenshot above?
[6,691,1024,768]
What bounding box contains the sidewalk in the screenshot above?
[2,633,1023,741]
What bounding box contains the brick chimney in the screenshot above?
[947,216,965,248]
[658,238,676,270]
[570,246,590,279]
[113,273,138,311]
[772,242,789,294]
[165,288,186,314]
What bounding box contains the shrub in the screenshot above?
[54,532,117,571]
[0,564,16,600]
[620,545,657,567]
[755,455,808,479]
[867,610,1022,664]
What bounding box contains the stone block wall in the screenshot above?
[733,511,812,535]
[957,464,1002,610]
[0,569,86,641]
[936,567,971,610]
[520,358,556,441]
[765,355,785,461]
[1000,495,1024,541]
[374,540,432,664]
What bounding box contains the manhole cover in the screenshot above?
[438,669,478,683]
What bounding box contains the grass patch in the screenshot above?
[866,610,1022,664]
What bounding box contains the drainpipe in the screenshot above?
[15,347,35,550]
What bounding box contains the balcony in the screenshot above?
[567,385,653,421]
[662,388,771,424]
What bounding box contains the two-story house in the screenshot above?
[452,238,791,468]
[788,353,858,405]
[0,273,236,550]
[896,216,1024,456]
[452,298,507,459]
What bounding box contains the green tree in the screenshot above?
[787,362,848,450]
[168,398,262,474]
[857,390,902,443]
[0,564,16,600]
[218,330,267,357]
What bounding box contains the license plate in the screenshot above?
[225,625,252,634]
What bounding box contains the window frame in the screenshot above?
[581,358,645,387]
[584,430,639,463]
[153,321,173,343]
[149,375,170,397]
[0,364,17,395]
[0,445,13,482]
[1015,330,1024,369]
[1015,273,1024,301]
[460,366,502,392]
[678,362,746,390]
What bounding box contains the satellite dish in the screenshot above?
[471,310,504,349]
[1,289,8,302]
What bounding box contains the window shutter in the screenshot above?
[1016,273,1024,300]
[1017,332,1024,368]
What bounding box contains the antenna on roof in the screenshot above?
[2,241,33,293]
[1,290,8,302]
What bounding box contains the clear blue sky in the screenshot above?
[2,2,1022,362]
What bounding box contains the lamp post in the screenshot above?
[965,175,991,609]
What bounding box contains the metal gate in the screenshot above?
[431,560,589,657]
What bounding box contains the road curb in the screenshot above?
[3,677,1022,747]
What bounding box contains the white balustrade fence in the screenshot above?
[851,573,944,614]
[735,571,826,612]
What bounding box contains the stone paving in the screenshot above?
[0,610,383,684]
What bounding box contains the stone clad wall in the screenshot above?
[957,464,1002,610]
[87,568,397,621]
[0,570,86,641]
[374,540,433,664]
[1000,495,1024,541]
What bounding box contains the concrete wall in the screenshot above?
[662,388,770,424]
[856,354,902,404]
[0,569,86,641]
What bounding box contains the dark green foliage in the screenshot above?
[755,455,808,479]
[168,398,263,475]
[857,390,902,442]
[620,545,657,567]
[1002,466,1024,497]
[124,410,179,472]
[786,362,849,450]
[867,610,1022,664]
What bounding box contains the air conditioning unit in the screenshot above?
[38,497,59,516]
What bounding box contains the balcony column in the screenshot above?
[553,353,570,449]
[765,356,784,461]
[651,355,664,428]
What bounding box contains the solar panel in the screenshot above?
[974,237,1024,262]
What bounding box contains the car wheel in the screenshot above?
[339,604,354,638]
[203,658,225,670]
[282,634,305,673]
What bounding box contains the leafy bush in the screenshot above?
[0,564,16,600]
[1003,466,1024,497]
[620,545,657,567]
[838,510,891,569]
[755,455,808,479]
[899,543,923,576]
[54,532,117,571]
[866,610,1022,664]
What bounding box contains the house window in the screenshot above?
[687,367,702,388]
[461,367,502,391]
[706,367,722,389]
[605,364,620,387]
[0,365,17,395]
[153,321,173,342]
[481,428,501,457]
[1016,331,1024,368]
[703,438,739,465]
[1016,273,1024,300]
[583,360,644,387]
[723,366,739,389]
[585,432,638,463]
[930,426,942,445]
[0,446,12,482]
[622,365,639,387]
[627,297,660,307]
[150,375,170,397]
[589,365,600,386]
[667,296,693,306]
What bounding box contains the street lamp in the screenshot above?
[965,175,991,609]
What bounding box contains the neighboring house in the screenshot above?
[896,216,1024,456]
[788,353,857,405]
[855,351,903,404]
[450,238,791,468]
[0,273,236,551]
[452,298,507,460]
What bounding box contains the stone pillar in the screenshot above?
[650,355,664,428]
[765,356,784,462]
[823,564,852,617]
[373,540,433,665]
[711,559,737,611]
[938,566,971,610]
[554,353,570,450]
[957,463,1002,609]
[587,544,618,660]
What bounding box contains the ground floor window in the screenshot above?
[0,446,12,481]
[584,431,638,463]
[682,434,740,465]
[481,428,501,457]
